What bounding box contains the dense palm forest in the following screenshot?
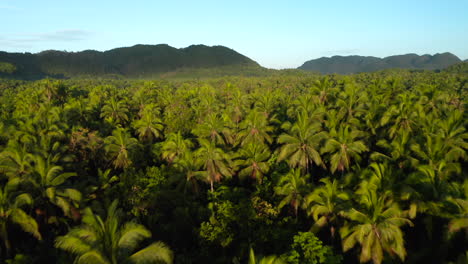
[0,70,467,264]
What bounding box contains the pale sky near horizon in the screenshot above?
[0,0,467,69]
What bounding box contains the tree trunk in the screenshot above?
[1,222,11,260]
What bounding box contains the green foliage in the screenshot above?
[55,200,173,264]
[0,62,16,74]
[284,232,342,264]
[249,247,286,264]
[0,70,466,263]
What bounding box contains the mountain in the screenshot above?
[298,53,462,74]
[0,44,263,79]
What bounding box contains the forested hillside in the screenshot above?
[298,53,462,74]
[0,44,263,79]
[0,70,467,264]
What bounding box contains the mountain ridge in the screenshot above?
[298,52,462,74]
[0,44,262,79]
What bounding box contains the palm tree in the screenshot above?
[160,132,193,164]
[40,78,62,103]
[0,178,41,259]
[132,106,163,143]
[304,178,349,236]
[323,109,343,136]
[287,94,315,117]
[448,180,468,234]
[248,247,285,264]
[0,142,33,178]
[277,111,326,172]
[63,98,91,127]
[195,139,232,192]
[336,82,367,123]
[234,143,271,183]
[322,125,368,174]
[87,169,119,201]
[437,109,468,160]
[403,164,456,217]
[254,92,278,118]
[192,113,232,146]
[172,151,204,194]
[28,156,81,218]
[410,134,462,180]
[238,110,274,146]
[100,97,129,126]
[418,84,445,116]
[275,168,309,216]
[380,92,421,139]
[341,187,412,264]
[371,131,417,169]
[55,200,173,264]
[225,88,249,128]
[104,128,139,169]
[310,76,337,105]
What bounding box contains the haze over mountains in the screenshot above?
[298,53,462,74]
[0,44,466,79]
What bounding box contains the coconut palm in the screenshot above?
[437,109,468,161]
[234,143,271,183]
[323,109,343,136]
[195,139,232,192]
[336,82,367,123]
[310,76,337,105]
[248,247,285,264]
[287,94,315,117]
[0,178,41,259]
[104,128,139,169]
[448,180,468,234]
[254,92,278,118]
[277,111,326,172]
[100,97,129,126]
[275,168,309,216]
[192,113,232,146]
[172,150,204,194]
[160,132,193,164]
[380,92,421,139]
[410,134,462,179]
[238,110,274,146]
[371,131,418,169]
[322,125,368,174]
[132,106,164,143]
[225,88,249,127]
[63,98,91,127]
[40,78,61,103]
[28,155,81,218]
[341,185,412,264]
[304,178,349,236]
[87,169,119,201]
[0,142,33,179]
[55,200,173,264]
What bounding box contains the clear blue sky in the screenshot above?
[1,0,467,69]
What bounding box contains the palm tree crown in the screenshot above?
[55,200,173,264]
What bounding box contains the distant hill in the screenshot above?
[298,53,462,74]
[0,44,263,79]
